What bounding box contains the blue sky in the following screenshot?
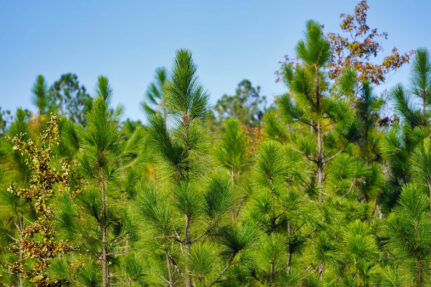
[1,0,431,122]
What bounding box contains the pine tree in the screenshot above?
[80,77,119,287]
[140,49,253,287]
[411,137,431,217]
[340,220,379,286]
[331,80,385,210]
[411,49,431,119]
[55,77,141,286]
[380,50,431,210]
[216,118,251,219]
[278,20,345,199]
[385,184,431,286]
[244,141,315,285]
[143,49,210,286]
[32,75,49,118]
[388,49,431,128]
[355,82,385,163]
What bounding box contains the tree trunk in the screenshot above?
[318,263,324,279]
[417,256,424,287]
[287,251,292,274]
[231,170,236,221]
[163,107,167,125]
[165,248,174,287]
[316,121,324,201]
[184,214,191,287]
[287,221,292,274]
[101,178,109,287]
[428,182,431,220]
[183,113,192,287]
[414,219,423,287]
[314,66,324,201]
[269,261,274,286]
[18,217,23,287]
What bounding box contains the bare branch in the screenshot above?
[323,149,344,164]
[110,232,128,243]
[208,256,237,287]
[191,220,218,244]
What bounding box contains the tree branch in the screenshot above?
[191,220,218,244]
[208,256,236,287]
[167,250,182,276]
[290,146,317,163]
[323,149,344,164]
[110,232,128,243]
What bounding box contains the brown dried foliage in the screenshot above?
[326,0,414,85]
[7,115,71,286]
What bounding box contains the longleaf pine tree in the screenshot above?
[139,49,253,287]
[278,20,349,200]
[79,77,119,287]
[216,118,251,220]
[385,185,431,286]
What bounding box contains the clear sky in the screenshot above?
[1,0,431,122]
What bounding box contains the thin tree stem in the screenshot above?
[101,175,109,287]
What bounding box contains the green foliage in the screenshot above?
[32,75,49,116]
[296,20,331,67]
[165,49,208,119]
[392,84,424,128]
[142,67,168,120]
[5,115,71,286]
[204,177,232,219]
[216,118,249,176]
[385,185,431,286]
[48,73,92,125]
[411,49,431,115]
[213,79,266,128]
[2,3,431,286]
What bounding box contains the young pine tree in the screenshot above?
[278,20,350,199]
[245,141,315,286]
[140,50,252,287]
[380,50,431,209]
[390,49,431,128]
[80,77,119,287]
[340,220,379,286]
[385,184,431,286]
[411,49,431,120]
[411,137,431,218]
[216,118,251,220]
[32,75,49,119]
[57,77,140,286]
